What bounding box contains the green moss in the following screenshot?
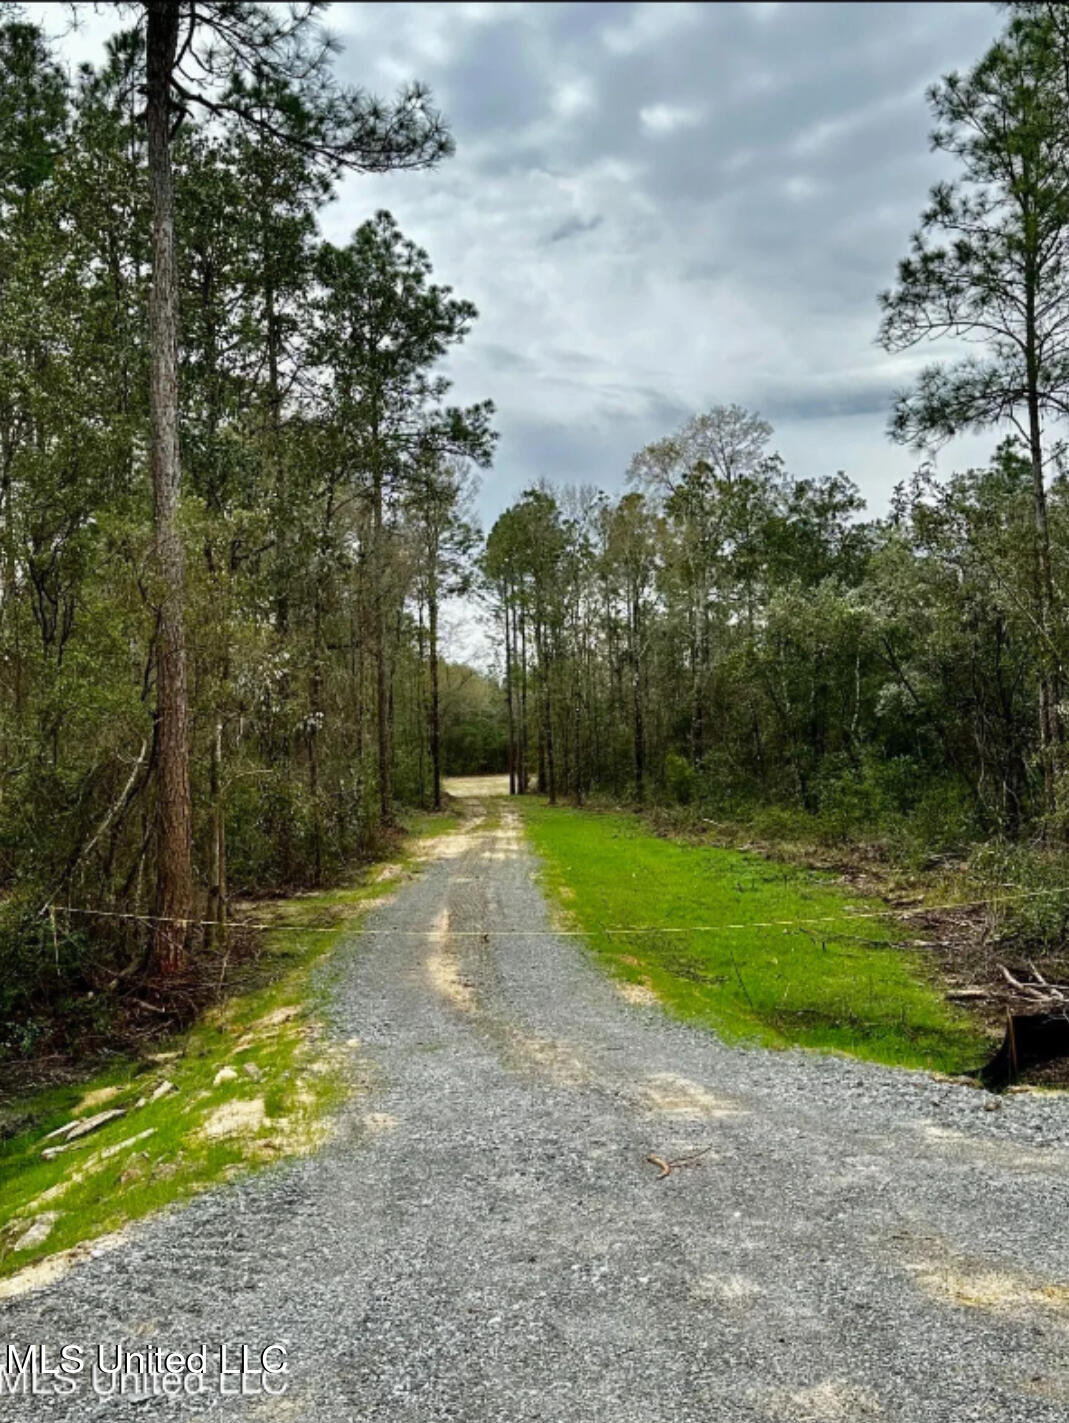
[0,807,463,1284]
[521,801,988,1074]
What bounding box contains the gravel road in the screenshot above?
[4,792,1069,1421]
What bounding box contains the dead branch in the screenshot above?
[646,1144,713,1180]
[997,962,1069,1005]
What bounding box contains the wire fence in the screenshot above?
[43,880,1069,939]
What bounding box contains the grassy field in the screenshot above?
[521,801,987,1074]
[0,807,463,1291]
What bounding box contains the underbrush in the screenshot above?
[640,793,1069,963]
[0,806,459,1082]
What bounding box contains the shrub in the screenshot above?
[664,751,696,806]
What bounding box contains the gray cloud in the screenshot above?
[323,2,1014,515]
[478,343,538,375]
[31,1,1010,526]
[759,379,906,423]
[546,213,605,244]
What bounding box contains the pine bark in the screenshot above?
[146,0,193,973]
[518,605,529,793]
[1025,265,1063,818]
[372,451,392,825]
[429,580,442,811]
[504,592,516,795]
[631,584,644,804]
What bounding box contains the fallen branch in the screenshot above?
[646,1144,714,1180]
[40,740,149,917]
[998,963,1069,1005]
[647,1153,671,1180]
[129,997,168,1015]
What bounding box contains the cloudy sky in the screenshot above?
[322,1,1005,521]
[37,1,1005,528]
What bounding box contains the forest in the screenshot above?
[0,2,507,1052]
[4,7,1069,1407]
[2,0,1069,1065]
[484,6,1069,923]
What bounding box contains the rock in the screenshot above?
[119,1152,151,1186]
[89,1129,155,1168]
[213,1066,238,1086]
[41,1142,75,1160]
[42,1108,126,1154]
[42,1121,76,1142]
[36,1130,157,1195]
[63,1108,126,1142]
[13,1212,60,1252]
[243,1062,264,1082]
[149,1080,175,1103]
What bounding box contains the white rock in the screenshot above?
[13,1212,59,1252]
[64,1107,126,1141]
[213,1066,239,1086]
[42,1108,126,1153]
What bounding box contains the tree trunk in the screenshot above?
[572,670,583,807]
[1025,286,1062,818]
[689,612,702,770]
[310,588,324,883]
[631,588,645,804]
[207,719,226,952]
[372,461,392,825]
[415,599,427,806]
[539,626,556,805]
[503,589,516,795]
[146,1,193,974]
[518,602,529,792]
[429,581,442,810]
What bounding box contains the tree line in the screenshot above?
[0,3,497,1034]
[6,0,1069,1049]
[483,4,1069,853]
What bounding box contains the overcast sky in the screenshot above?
[320,1,1006,522]
[34,1,1006,528]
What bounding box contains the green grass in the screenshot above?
[0,807,464,1288]
[520,801,988,1074]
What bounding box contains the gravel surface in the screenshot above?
[3,797,1069,1421]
